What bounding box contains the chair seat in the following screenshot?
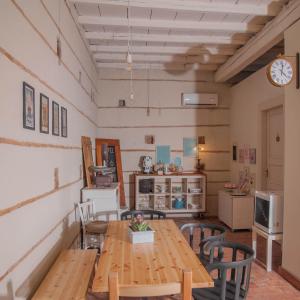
[85,220,108,234]
[192,279,247,300]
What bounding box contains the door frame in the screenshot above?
[257,96,284,190]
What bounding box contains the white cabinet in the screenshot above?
[81,183,120,220]
[135,173,206,214]
[218,190,254,230]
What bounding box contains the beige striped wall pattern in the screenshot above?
[97,69,231,215]
[0,1,97,298]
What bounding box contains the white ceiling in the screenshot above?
[69,0,289,73]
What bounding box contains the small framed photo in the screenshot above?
[40,93,49,134]
[52,101,59,136]
[23,82,35,130]
[61,106,67,137]
[232,144,237,161]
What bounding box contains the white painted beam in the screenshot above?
[69,0,282,16]
[96,62,218,71]
[215,0,300,82]
[90,45,237,56]
[94,53,228,64]
[85,32,248,45]
[78,16,263,34]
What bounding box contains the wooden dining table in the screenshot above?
[92,219,214,299]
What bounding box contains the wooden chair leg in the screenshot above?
[109,272,119,300]
[182,269,192,300]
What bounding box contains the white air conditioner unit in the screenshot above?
[181,93,218,106]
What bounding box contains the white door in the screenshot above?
[265,106,284,190]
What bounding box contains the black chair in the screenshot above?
[180,223,226,265]
[192,241,255,300]
[120,210,166,220]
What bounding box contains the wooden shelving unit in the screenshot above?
[135,173,206,214]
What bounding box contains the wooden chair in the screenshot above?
[192,241,255,300]
[120,209,166,220]
[77,200,118,250]
[180,223,226,265]
[108,269,193,300]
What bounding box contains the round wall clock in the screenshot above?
[267,57,294,87]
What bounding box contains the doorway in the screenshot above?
[262,105,284,191]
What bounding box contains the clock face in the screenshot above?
[269,58,293,86]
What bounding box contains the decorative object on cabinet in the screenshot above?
[218,190,254,230]
[23,82,35,130]
[118,99,126,107]
[40,93,49,134]
[61,106,67,137]
[81,136,94,188]
[95,139,125,207]
[142,155,153,174]
[135,173,206,214]
[52,101,59,136]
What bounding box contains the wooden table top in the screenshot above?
[33,249,97,300]
[92,220,213,297]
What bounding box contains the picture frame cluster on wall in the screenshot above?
[23,82,67,137]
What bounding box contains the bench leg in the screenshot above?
[182,269,192,300]
[109,272,119,300]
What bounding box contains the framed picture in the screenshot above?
[249,148,256,164]
[52,101,59,136]
[232,144,237,161]
[61,106,67,137]
[40,93,49,133]
[23,82,35,130]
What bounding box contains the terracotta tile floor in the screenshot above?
[88,217,300,300]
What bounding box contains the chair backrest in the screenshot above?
[180,223,226,249]
[206,241,255,300]
[77,201,96,225]
[120,210,166,220]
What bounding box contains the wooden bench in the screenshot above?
[32,249,97,300]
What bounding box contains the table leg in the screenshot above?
[252,229,257,259]
[266,237,273,272]
[109,272,119,300]
[182,269,192,300]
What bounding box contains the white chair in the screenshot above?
[77,200,118,250]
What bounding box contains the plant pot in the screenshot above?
[128,226,155,244]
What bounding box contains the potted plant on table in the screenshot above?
[128,213,155,244]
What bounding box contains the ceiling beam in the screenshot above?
[78,16,263,34]
[90,45,237,56]
[94,53,228,64]
[96,62,218,71]
[85,32,248,45]
[215,0,300,82]
[69,0,283,17]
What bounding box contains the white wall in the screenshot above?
[282,19,300,280]
[0,1,98,298]
[230,66,284,191]
[97,69,231,215]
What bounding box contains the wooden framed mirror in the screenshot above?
[95,138,125,207]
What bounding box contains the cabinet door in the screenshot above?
[232,197,254,229]
[219,191,232,228]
